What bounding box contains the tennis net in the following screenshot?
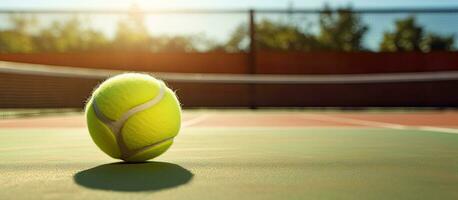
[0,61,457,108]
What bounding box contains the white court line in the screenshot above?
[303,114,409,129]
[302,114,458,135]
[181,114,210,128]
[418,126,458,134]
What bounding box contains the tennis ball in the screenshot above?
[85,73,181,162]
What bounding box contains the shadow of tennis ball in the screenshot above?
[74,162,193,192]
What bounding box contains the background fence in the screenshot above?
[1,8,458,108]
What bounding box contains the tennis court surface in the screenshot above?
[1,110,457,199]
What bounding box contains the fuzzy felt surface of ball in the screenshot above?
[85,73,181,162]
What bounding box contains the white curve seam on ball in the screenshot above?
[92,82,172,159]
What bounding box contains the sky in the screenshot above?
[1,0,458,10]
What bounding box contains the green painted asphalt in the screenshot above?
[0,127,457,200]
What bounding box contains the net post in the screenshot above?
[248,9,256,74]
[248,9,257,109]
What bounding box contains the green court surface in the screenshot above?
[1,125,458,200]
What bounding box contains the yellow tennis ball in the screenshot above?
[85,73,181,162]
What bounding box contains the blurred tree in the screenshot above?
[317,6,368,51]
[222,6,368,52]
[256,19,319,51]
[221,19,319,52]
[112,11,152,51]
[420,33,454,52]
[0,15,36,53]
[0,13,204,53]
[380,16,455,52]
[222,25,249,52]
[1,7,453,54]
[380,16,423,52]
[35,17,109,52]
[151,35,200,52]
[112,5,201,53]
